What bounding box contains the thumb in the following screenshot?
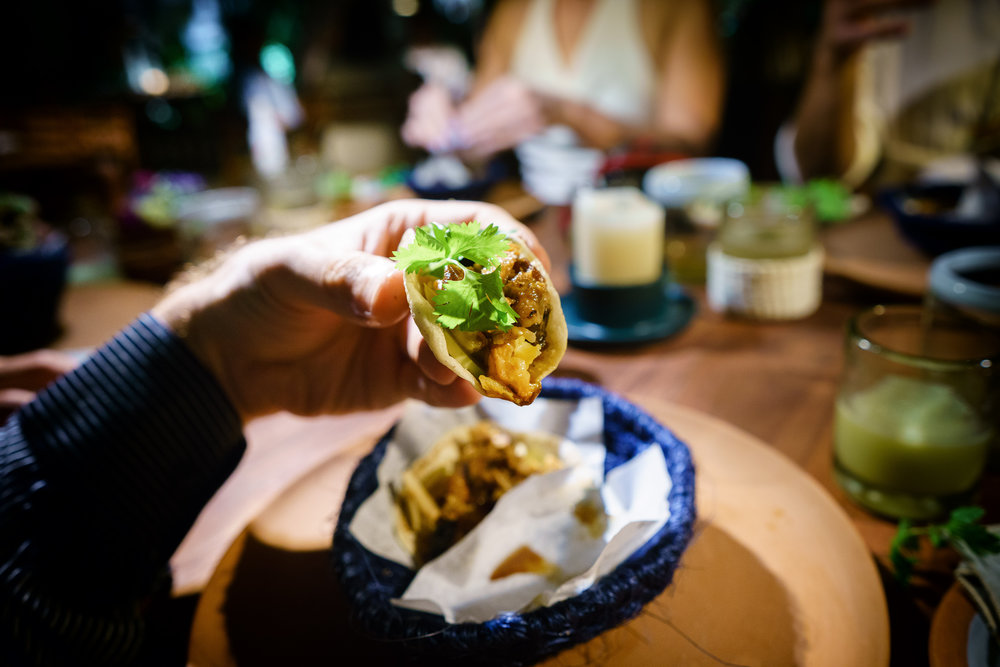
[322,251,409,327]
[266,244,410,327]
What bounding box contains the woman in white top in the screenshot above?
[402,0,724,203]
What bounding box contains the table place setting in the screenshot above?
[559,186,694,345]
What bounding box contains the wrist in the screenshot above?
[151,287,250,421]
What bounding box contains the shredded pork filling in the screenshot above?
[426,246,552,404]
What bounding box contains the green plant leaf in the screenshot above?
[394,221,519,332]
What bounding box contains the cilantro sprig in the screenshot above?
[890,506,1000,585]
[393,221,520,332]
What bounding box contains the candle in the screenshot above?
[571,187,664,287]
[834,375,992,498]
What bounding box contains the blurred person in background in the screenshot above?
[776,0,1000,190]
[401,0,725,205]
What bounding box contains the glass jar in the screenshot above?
[707,188,823,319]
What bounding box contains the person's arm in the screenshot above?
[466,0,531,96]
[1,199,542,664]
[790,0,919,181]
[644,0,725,154]
[1,316,245,666]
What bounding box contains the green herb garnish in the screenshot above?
[890,506,1000,585]
[393,221,520,332]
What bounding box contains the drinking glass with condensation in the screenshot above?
[833,304,999,520]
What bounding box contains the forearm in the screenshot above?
[1,314,245,665]
[541,95,712,154]
[793,46,860,180]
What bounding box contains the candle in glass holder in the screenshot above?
[571,187,664,287]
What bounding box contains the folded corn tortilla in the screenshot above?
[403,233,567,406]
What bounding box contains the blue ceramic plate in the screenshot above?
[331,378,696,667]
[561,283,695,345]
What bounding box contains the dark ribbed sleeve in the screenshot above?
[0,313,246,665]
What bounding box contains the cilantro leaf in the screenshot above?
[433,268,519,332]
[889,506,1000,585]
[393,221,520,332]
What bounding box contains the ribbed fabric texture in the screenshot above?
[1,313,245,665]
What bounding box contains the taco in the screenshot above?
[394,221,567,406]
[392,420,563,566]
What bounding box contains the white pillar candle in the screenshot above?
[571,187,665,287]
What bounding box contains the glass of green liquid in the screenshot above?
[834,304,999,520]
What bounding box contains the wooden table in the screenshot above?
[53,208,973,667]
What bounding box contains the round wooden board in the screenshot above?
[188,398,889,667]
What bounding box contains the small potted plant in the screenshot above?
[0,193,70,353]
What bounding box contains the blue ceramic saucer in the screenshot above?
[561,282,695,345]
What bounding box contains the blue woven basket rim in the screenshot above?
[331,377,696,666]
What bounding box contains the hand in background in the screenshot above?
[0,350,79,423]
[818,0,933,63]
[455,76,546,161]
[401,82,460,154]
[152,199,547,421]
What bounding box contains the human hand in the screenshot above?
[455,76,546,161]
[0,349,79,423]
[152,199,549,421]
[401,82,460,154]
[818,0,933,62]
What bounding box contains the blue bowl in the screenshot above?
[879,183,1000,257]
[331,378,696,666]
[406,158,506,201]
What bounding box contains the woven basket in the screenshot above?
[331,377,696,666]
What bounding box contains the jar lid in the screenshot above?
[929,246,1000,314]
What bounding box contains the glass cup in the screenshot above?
[833,304,999,520]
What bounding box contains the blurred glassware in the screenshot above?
[927,245,1000,332]
[571,186,664,289]
[176,187,261,262]
[320,122,407,176]
[706,186,823,320]
[562,186,693,344]
[515,126,604,207]
[833,304,998,520]
[116,171,206,283]
[642,158,750,283]
[66,216,118,284]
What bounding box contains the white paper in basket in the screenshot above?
[347,396,671,624]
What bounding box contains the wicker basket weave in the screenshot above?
[331,377,696,666]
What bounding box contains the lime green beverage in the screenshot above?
[834,375,992,518]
